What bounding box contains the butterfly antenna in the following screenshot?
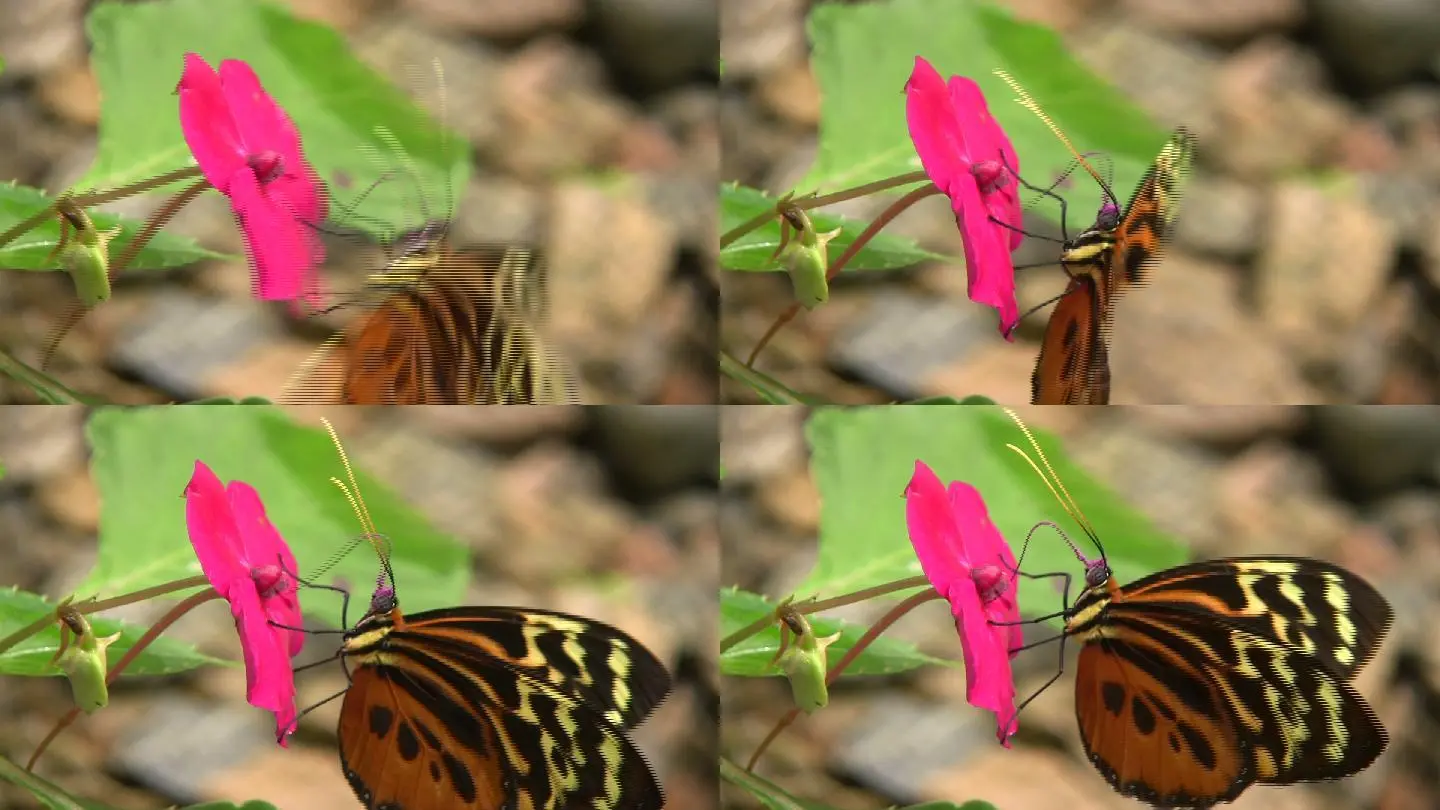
[1000,407,1106,562]
[321,418,378,543]
[430,56,455,241]
[994,70,1118,208]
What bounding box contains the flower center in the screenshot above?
[247,150,284,185]
[250,564,290,598]
[971,160,1011,195]
[972,564,1009,604]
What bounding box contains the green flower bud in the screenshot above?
[51,612,120,714]
[779,226,842,311]
[58,221,120,307]
[773,611,841,714]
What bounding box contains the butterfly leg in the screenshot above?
[995,568,1074,731]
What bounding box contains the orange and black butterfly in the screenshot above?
[1004,410,1390,808]
[1027,128,1195,404]
[336,579,671,810]
[281,60,576,405]
[311,422,668,810]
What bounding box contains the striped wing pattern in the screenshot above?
[339,605,671,810]
[1067,556,1391,808]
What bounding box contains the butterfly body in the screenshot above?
[1063,556,1390,809]
[337,595,671,810]
[1031,129,1196,404]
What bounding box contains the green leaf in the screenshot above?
[801,0,1168,220]
[80,406,470,617]
[0,754,97,810]
[721,588,956,677]
[721,183,944,272]
[796,406,1188,626]
[720,351,827,405]
[0,182,225,271]
[0,588,229,678]
[83,0,467,239]
[720,757,831,810]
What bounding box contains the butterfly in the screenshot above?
[1029,128,1196,404]
[279,235,574,404]
[1003,410,1391,808]
[309,419,669,810]
[280,59,575,405]
[336,580,672,810]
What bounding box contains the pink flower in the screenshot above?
[904,460,1023,746]
[184,460,304,745]
[177,53,326,309]
[905,57,1023,339]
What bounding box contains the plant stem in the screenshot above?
[719,172,931,249]
[745,586,943,771]
[26,586,220,771]
[719,575,931,654]
[0,575,210,656]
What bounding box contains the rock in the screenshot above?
[1255,181,1398,364]
[589,0,718,91]
[1311,0,1440,91]
[108,289,287,402]
[828,289,997,401]
[719,0,807,79]
[494,36,633,179]
[352,15,507,155]
[1172,172,1264,261]
[1120,0,1304,40]
[402,0,585,38]
[756,60,821,128]
[1109,255,1321,404]
[588,404,719,496]
[546,178,679,359]
[718,405,808,482]
[452,172,545,245]
[1069,20,1223,142]
[0,0,85,78]
[1309,405,1440,497]
[1210,38,1353,177]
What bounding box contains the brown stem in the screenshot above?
[0,575,209,657]
[745,586,943,771]
[719,171,931,250]
[744,182,944,367]
[39,177,211,370]
[0,166,203,249]
[26,587,221,771]
[719,575,931,654]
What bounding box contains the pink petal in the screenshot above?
[953,583,1018,746]
[905,57,975,198]
[905,461,974,591]
[177,53,246,192]
[228,583,297,745]
[217,60,303,175]
[954,180,1020,338]
[228,168,319,303]
[184,461,248,594]
[227,479,305,658]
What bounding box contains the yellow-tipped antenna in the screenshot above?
[993,69,1111,197]
[320,417,382,560]
[1000,407,1105,561]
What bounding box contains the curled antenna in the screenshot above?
[320,418,396,591]
[994,69,1118,209]
[1000,407,1106,564]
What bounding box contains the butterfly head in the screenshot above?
[1094,200,1120,231]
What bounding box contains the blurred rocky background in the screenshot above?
[720,405,1440,810]
[0,404,719,810]
[0,0,719,405]
[720,0,1440,404]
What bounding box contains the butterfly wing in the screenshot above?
[1030,274,1111,404]
[1136,605,1389,789]
[1108,556,1392,680]
[339,661,509,810]
[1074,633,1252,807]
[340,605,671,810]
[1110,128,1196,294]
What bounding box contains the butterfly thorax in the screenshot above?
[1062,569,1122,642]
[1059,227,1117,269]
[341,604,406,663]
